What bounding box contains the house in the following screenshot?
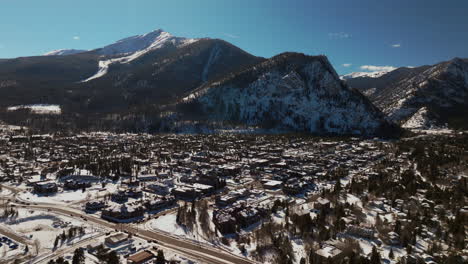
[63,179,91,190]
[105,233,128,247]
[172,186,197,200]
[236,207,262,227]
[311,245,344,263]
[314,197,331,211]
[85,201,107,212]
[461,206,468,217]
[283,178,307,195]
[126,188,143,199]
[262,180,282,190]
[144,196,176,211]
[213,212,237,234]
[172,183,215,200]
[86,242,105,254]
[102,203,145,222]
[33,180,58,193]
[145,183,170,195]
[137,174,158,182]
[127,250,155,264]
[346,225,376,239]
[111,190,129,203]
[216,194,238,206]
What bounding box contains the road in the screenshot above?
[1,184,257,263]
[12,203,256,264]
[33,233,105,264]
[0,225,33,246]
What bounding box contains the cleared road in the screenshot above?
[16,203,255,264]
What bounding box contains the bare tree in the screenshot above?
[34,239,41,255]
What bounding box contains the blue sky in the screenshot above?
[1,0,467,74]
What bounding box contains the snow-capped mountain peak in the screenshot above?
[80,29,199,82]
[43,49,88,56]
[97,29,182,56]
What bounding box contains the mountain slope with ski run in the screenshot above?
[81,29,198,82]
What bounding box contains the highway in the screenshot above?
[2,197,255,264]
[0,183,259,264]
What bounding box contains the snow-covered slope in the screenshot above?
[402,107,439,129]
[372,58,468,128]
[344,66,431,98]
[178,53,396,136]
[97,29,196,56]
[81,29,198,82]
[7,104,61,115]
[43,49,88,56]
[341,70,393,80]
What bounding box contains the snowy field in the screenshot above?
[17,183,119,205]
[147,213,187,236]
[7,104,61,115]
[0,188,13,197]
[0,208,103,253]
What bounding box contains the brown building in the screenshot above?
[127,250,155,264]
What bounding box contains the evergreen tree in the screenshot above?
[72,248,85,264]
[53,236,59,249]
[106,251,119,264]
[156,250,165,264]
[370,246,381,264]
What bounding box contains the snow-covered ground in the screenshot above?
[17,183,118,206]
[0,207,103,256]
[0,188,13,197]
[7,104,61,115]
[147,213,187,237]
[18,190,91,205]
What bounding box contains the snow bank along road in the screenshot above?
[11,201,256,264]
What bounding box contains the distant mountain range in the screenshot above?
[344,58,468,129]
[0,29,466,134]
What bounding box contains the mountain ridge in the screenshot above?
[173,52,397,136]
[346,58,468,129]
[2,28,465,134]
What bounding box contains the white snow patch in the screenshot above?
[43,49,87,56]
[148,213,187,236]
[7,104,61,115]
[341,70,394,80]
[402,107,436,129]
